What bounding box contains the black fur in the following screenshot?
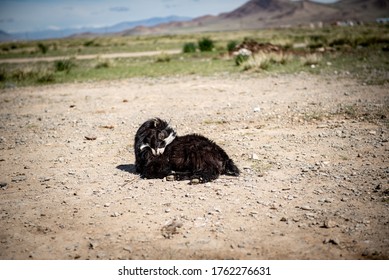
[134,117,175,174]
[134,118,240,183]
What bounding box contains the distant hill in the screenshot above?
[1,15,192,41]
[0,30,12,41]
[2,0,388,41]
[120,0,389,36]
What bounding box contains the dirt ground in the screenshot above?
[0,73,388,260]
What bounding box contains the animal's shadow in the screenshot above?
[116,164,137,175]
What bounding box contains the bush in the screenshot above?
[234,48,252,66]
[36,72,55,83]
[227,40,238,53]
[54,59,75,73]
[0,68,6,82]
[198,37,214,52]
[240,52,294,71]
[37,43,48,54]
[155,53,171,63]
[95,60,111,69]
[84,40,96,47]
[301,53,322,66]
[182,42,197,53]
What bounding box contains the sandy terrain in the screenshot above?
[0,73,388,259]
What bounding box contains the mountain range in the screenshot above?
[1,0,388,41]
[120,0,389,36]
[0,16,192,41]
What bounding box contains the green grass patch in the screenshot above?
[0,24,388,87]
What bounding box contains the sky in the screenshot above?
[0,0,339,33]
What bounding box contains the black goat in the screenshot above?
[134,118,240,183]
[134,117,176,174]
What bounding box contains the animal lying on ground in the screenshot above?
[134,117,240,183]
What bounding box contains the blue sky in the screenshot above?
[0,0,338,33]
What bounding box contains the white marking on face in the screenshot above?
[164,131,176,146]
[140,143,157,155]
[156,147,165,155]
[140,143,149,150]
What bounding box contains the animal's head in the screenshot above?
[135,118,176,156]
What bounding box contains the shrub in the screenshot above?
[234,48,252,66]
[301,53,322,66]
[241,52,293,71]
[95,60,111,69]
[227,40,238,53]
[11,68,37,81]
[84,40,96,47]
[198,37,214,52]
[155,54,171,63]
[0,68,6,82]
[37,43,48,54]
[54,59,75,73]
[183,42,197,53]
[36,71,55,83]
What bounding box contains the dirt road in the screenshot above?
[0,73,388,259]
[0,49,181,64]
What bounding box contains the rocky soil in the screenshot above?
[0,73,388,259]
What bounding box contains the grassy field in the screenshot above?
[0,24,388,87]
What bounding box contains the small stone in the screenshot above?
[300,205,312,211]
[104,203,111,207]
[190,178,200,185]
[85,136,97,140]
[253,107,261,113]
[166,175,175,181]
[323,237,340,245]
[11,175,27,183]
[251,153,259,160]
[123,246,132,253]
[89,241,98,250]
[161,219,183,239]
[323,219,337,228]
[324,198,333,203]
[0,182,7,190]
[111,212,120,217]
[280,217,287,222]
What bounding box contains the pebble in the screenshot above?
[300,205,313,211]
[166,175,175,181]
[323,237,340,245]
[323,219,337,228]
[251,153,259,160]
[0,182,7,190]
[123,246,132,253]
[190,178,200,185]
[89,241,98,250]
[85,136,97,140]
[111,212,120,217]
[11,175,27,183]
[318,198,333,203]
